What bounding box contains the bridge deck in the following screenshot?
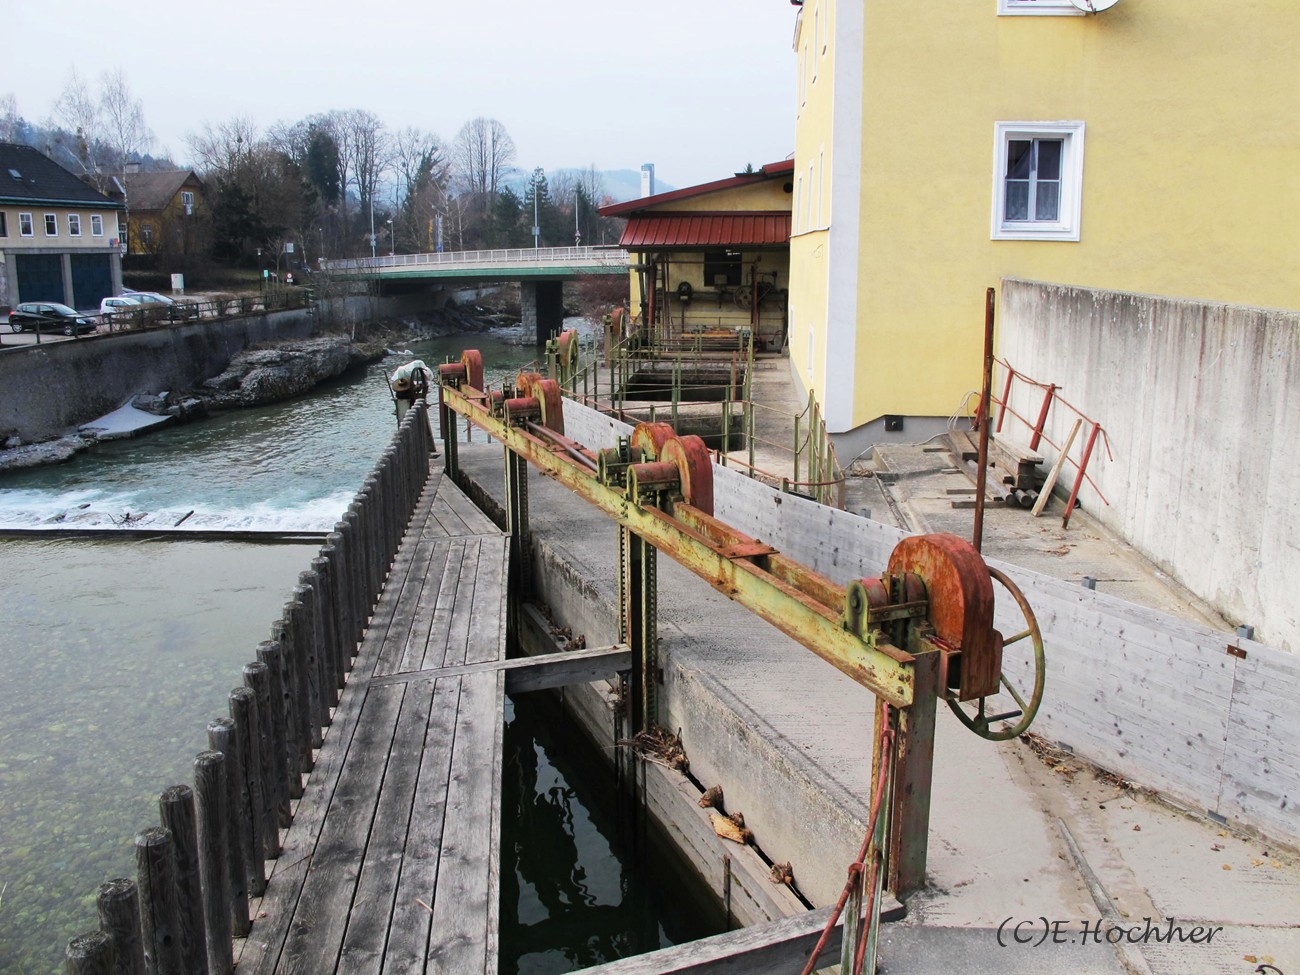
[238,470,510,975]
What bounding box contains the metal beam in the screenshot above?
[441,383,915,708]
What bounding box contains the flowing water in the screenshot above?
[0,323,717,973]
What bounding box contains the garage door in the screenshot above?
[15,254,63,303]
[71,254,113,311]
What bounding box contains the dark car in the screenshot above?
[9,302,98,336]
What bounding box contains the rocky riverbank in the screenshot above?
[0,302,512,473]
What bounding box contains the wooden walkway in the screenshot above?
[238,469,510,975]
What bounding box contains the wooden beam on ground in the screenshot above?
[566,906,841,975]
[1031,418,1082,517]
[365,644,633,692]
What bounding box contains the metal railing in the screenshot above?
[98,288,312,333]
[324,245,628,274]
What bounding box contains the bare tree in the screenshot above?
[186,116,259,178]
[452,117,516,209]
[0,93,20,142]
[99,69,152,166]
[50,70,105,185]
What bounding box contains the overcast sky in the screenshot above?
[7,1,798,190]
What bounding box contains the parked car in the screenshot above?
[122,290,199,319]
[9,302,98,335]
[122,290,176,306]
[100,295,144,327]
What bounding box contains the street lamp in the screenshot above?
[531,166,544,249]
[369,201,377,260]
[387,219,394,257]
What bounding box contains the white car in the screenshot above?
[100,295,143,326]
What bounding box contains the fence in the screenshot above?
[98,288,313,333]
[59,401,435,974]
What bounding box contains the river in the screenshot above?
[0,323,719,973]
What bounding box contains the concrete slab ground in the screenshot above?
[450,349,1299,974]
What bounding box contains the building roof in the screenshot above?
[0,142,122,209]
[116,170,203,211]
[619,211,792,249]
[599,160,795,218]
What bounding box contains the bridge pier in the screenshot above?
[521,280,565,344]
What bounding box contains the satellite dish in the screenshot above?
[1069,0,1121,10]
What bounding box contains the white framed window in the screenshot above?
[998,0,1085,15]
[91,214,104,236]
[812,8,819,83]
[181,190,194,210]
[991,121,1085,241]
[44,213,58,236]
[796,174,804,231]
[19,212,33,236]
[68,214,82,236]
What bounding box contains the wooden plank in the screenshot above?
[1031,418,1081,516]
[424,538,482,670]
[380,677,462,974]
[274,683,407,974]
[392,542,456,675]
[366,644,632,691]
[368,539,441,677]
[334,679,439,972]
[464,536,508,665]
[426,670,502,974]
[436,478,504,537]
[568,906,841,975]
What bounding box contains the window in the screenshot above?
[812,9,819,83]
[44,213,58,236]
[998,0,1085,15]
[703,250,743,287]
[19,212,33,236]
[91,214,104,236]
[68,214,81,236]
[991,121,1085,241]
[181,190,194,211]
[0,212,6,237]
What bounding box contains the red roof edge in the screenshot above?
[599,159,795,217]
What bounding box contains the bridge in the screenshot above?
[322,246,630,341]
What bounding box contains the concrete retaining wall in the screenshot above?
[998,279,1300,653]
[0,294,390,442]
[561,398,1299,847]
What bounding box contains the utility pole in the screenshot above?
[532,166,544,249]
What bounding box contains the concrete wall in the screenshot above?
[998,279,1300,653]
[562,397,1299,847]
[0,294,385,442]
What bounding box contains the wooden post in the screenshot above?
[194,751,234,975]
[294,579,326,739]
[95,878,145,975]
[325,532,353,674]
[158,786,206,975]
[238,667,280,858]
[205,719,251,936]
[254,642,292,826]
[267,619,305,791]
[310,557,340,705]
[1032,417,1082,517]
[227,689,268,893]
[274,601,312,777]
[134,826,182,975]
[65,931,115,975]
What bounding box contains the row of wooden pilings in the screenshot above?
[63,402,435,975]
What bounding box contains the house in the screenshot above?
[787,0,1300,457]
[0,142,125,313]
[113,169,207,259]
[599,162,794,350]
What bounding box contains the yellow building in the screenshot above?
[113,169,208,259]
[789,0,1300,452]
[600,162,794,351]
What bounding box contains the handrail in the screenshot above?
[324,245,628,274]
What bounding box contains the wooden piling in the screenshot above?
[134,826,182,975]
[325,531,354,671]
[65,931,115,975]
[226,689,268,894]
[293,580,326,740]
[273,604,312,779]
[158,785,206,975]
[205,718,251,936]
[193,750,234,975]
[309,557,340,706]
[253,642,293,826]
[239,670,279,863]
[94,878,145,975]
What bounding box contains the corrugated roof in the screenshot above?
[0,142,122,208]
[620,211,791,249]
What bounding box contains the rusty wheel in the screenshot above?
[946,566,1045,741]
[556,329,579,376]
[515,370,543,399]
[630,422,676,461]
[660,434,714,516]
[534,378,565,436]
[461,349,484,391]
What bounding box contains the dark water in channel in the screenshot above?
[0,323,718,973]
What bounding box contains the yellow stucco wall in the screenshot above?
[798,0,1300,431]
[1,206,122,250]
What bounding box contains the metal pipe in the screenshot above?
[973,288,995,553]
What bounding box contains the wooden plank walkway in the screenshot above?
[237,469,511,975]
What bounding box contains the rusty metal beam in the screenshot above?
[440,383,916,708]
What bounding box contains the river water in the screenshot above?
[0,324,717,973]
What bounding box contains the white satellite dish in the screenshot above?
[1069,0,1121,11]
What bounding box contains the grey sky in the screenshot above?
[7,1,797,190]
